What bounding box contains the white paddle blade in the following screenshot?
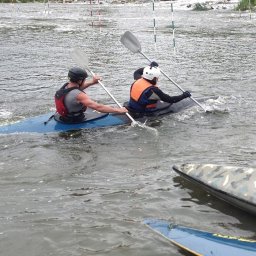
[71,48,89,69]
[120,31,141,53]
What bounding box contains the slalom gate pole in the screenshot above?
[171,2,176,54]
[44,0,49,15]
[249,0,252,20]
[97,0,102,32]
[152,0,157,50]
[90,0,93,27]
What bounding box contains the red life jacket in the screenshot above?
[54,83,81,117]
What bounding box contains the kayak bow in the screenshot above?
[144,219,256,256]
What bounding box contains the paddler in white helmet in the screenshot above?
[128,62,191,114]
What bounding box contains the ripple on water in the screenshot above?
[0,3,256,256]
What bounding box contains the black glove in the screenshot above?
[183,91,191,98]
[150,61,159,67]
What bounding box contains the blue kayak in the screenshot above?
[0,97,213,134]
[144,219,256,256]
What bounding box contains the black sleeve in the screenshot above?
[133,67,144,80]
[152,87,186,104]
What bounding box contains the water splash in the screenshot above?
[0,110,12,119]
[131,120,159,136]
[203,96,230,114]
[174,96,230,121]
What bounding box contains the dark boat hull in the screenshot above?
[173,163,256,216]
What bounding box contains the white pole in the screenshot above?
[171,2,176,54]
[152,0,157,50]
[249,0,252,20]
[43,0,50,15]
[98,0,101,32]
[89,0,93,27]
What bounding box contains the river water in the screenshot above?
[0,2,256,256]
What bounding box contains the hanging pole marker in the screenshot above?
[97,0,102,32]
[171,3,176,54]
[89,0,94,27]
[152,0,157,50]
[249,0,252,20]
[44,0,50,15]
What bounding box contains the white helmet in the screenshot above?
[142,66,161,81]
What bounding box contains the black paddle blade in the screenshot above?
[120,31,142,53]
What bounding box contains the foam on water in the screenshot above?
[0,110,13,119]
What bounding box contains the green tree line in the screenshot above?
[236,0,256,11]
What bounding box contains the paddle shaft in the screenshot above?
[88,69,138,124]
[71,48,139,125]
[140,51,207,112]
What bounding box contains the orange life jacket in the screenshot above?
[130,78,157,109]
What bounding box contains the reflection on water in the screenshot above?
[0,2,256,256]
[173,176,256,238]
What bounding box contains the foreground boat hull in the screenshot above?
[0,111,130,134]
[144,219,256,256]
[0,97,213,134]
[172,163,256,216]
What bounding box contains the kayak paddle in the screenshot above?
[120,31,208,113]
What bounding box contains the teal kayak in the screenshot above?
[144,219,256,256]
[0,97,214,134]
